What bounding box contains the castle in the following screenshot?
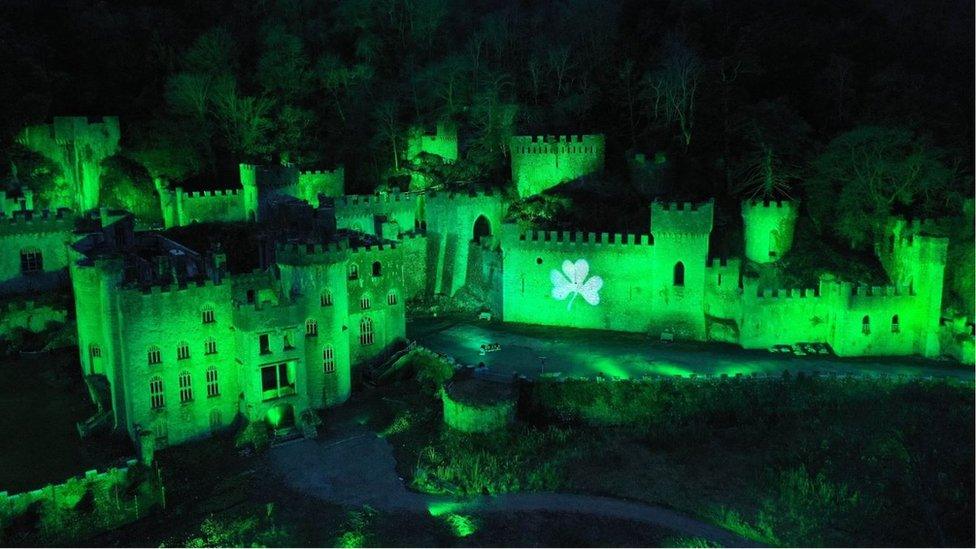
[1,118,972,450]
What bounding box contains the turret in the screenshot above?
[741,199,798,264]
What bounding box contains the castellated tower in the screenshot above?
[509,134,605,197]
[649,200,715,339]
[741,199,798,264]
[239,163,260,222]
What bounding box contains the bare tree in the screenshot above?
[643,37,702,147]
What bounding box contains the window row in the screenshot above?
[348,261,384,280]
[149,367,220,409]
[319,290,399,308]
[148,339,219,364]
[861,315,901,335]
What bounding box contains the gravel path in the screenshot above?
[270,433,761,547]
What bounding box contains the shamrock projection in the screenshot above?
[551,259,604,310]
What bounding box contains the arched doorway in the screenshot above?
[473,215,492,243]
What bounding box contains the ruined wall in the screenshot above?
[0,460,162,544]
[333,192,421,236]
[406,122,458,162]
[163,188,250,228]
[17,117,121,211]
[509,134,605,197]
[0,210,76,295]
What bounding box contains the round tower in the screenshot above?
[741,200,799,264]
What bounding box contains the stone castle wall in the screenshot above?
[510,134,605,197]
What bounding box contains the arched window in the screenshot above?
[89,343,102,358]
[201,305,215,324]
[359,317,374,346]
[204,337,217,355]
[206,366,219,397]
[150,377,165,409]
[147,345,161,365]
[178,371,193,403]
[387,290,398,305]
[891,315,900,333]
[372,261,382,277]
[862,315,871,335]
[323,345,336,374]
[177,341,190,360]
[305,319,318,337]
[348,263,359,280]
[320,291,333,307]
[20,247,43,274]
[473,215,492,242]
[673,262,685,287]
[360,294,371,309]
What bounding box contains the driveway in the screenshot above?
[270,432,761,547]
[409,318,974,382]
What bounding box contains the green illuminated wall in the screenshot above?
[509,134,605,197]
[501,201,713,338]
[741,200,798,263]
[0,210,76,295]
[406,122,458,163]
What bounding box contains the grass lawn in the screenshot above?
[371,373,974,547]
[0,346,132,493]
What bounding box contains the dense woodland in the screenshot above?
[0,0,973,311]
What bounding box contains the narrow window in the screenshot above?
[206,366,219,397]
[20,247,43,274]
[891,315,900,333]
[361,295,371,309]
[306,319,318,337]
[360,317,374,346]
[177,341,190,360]
[178,371,193,403]
[150,377,164,409]
[89,343,102,358]
[673,262,685,287]
[202,306,215,324]
[387,290,398,305]
[148,345,161,365]
[320,291,333,307]
[862,315,871,335]
[348,263,359,280]
[259,334,271,354]
[323,345,336,374]
[372,261,382,277]
[204,338,217,355]
[246,289,256,303]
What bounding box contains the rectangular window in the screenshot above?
[150,378,164,409]
[20,249,43,274]
[323,347,335,374]
[148,348,161,365]
[177,344,190,360]
[320,293,333,306]
[205,339,217,355]
[259,334,271,354]
[202,309,215,324]
[261,362,297,401]
[179,373,193,403]
[206,368,219,397]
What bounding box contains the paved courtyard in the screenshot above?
[409,317,974,382]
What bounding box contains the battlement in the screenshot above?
[181,188,243,199]
[424,188,500,201]
[334,192,415,207]
[0,208,75,235]
[741,199,799,214]
[299,167,343,177]
[275,241,346,265]
[650,200,715,235]
[850,284,911,298]
[755,287,821,300]
[126,277,225,296]
[513,228,653,247]
[510,134,605,155]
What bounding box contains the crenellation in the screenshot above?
[516,229,654,247]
